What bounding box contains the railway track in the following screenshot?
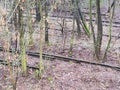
[0,47,120,71]
[6,9,120,28]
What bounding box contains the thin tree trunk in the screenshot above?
[103,0,116,60]
[18,3,27,76]
[35,0,41,22]
[72,0,81,37]
[45,2,49,44]
[39,0,43,78]
[89,0,96,58]
[95,0,103,60]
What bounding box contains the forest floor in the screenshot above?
[0,1,120,90]
[0,20,120,90]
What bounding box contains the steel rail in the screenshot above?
[0,47,120,71]
[7,12,120,27]
[0,59,39,70]
[27,51,120,71]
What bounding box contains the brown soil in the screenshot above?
[0,1,120,90]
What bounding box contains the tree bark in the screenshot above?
[96,0,103,60]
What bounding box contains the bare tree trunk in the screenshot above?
[45,2,49,44]
[95,0,103,60]
[103,0,116,60]
[18,3,27,76]
[72,0,81,37]
[35,0,41,22]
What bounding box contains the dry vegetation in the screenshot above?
[0,0,120,90]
